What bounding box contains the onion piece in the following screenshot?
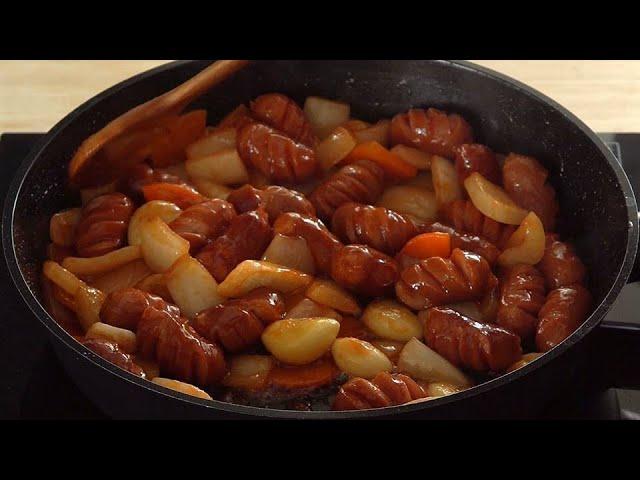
[304,97,350,139]
[464,172,528,225]
[432,155,463,206]
[62,246,142,277]
[262,234,316,275]
[128,200,182,247]
[398,337,472,387]
[353,120,391,147]
[165,255,224,318]
[316,126,357,171]
[391,145,432,170]
[497,212,546,267]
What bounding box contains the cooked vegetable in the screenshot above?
[89,260,152,295]
[186,127,237,159]
[331,337,392,379]
[49,208,82,247]
[391,145,432,170]
[497,212,546,267]
[285,297,342,322]
[345,141,417,179]
[262,234,316,275]
[506,352,544,372]
[426,382,465,398]
[141,183,206,209]
[139,217,190,273]
[262,317,340,365]
[400,232,451,260]
[190,178,232,200]
[185,148,249,185]
[62,246,142,277]
[165,255,224,318]
[432,155,463,206]
[269,359,336,389]
[43,260,86,296]
[397,337,471,387]
[316,126,357,171]
[303,96,351,139]
[464,172,528,225]
[86,322,137,353]
[362,299,422,342]
[223,355,274,390]
[353,120,391,147]
[152,378,213,400]
[217,260,312,298]
[377,185,438,223]
[305,279,361,316]
[405,171,434,190]
[75,285,105,331]
[128,200,182,246]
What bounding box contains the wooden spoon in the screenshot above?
[68,59,250,187]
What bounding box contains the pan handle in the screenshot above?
[593,320,640,390]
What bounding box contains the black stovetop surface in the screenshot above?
[1,132,639,420]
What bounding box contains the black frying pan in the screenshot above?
[3,60,640,419]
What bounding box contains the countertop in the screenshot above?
[1,60,639,133]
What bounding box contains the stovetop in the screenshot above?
[1,132,639,420]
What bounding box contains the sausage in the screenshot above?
[396,248,498,310]
[250,93,317,147]
[196,208,273,282]
[330,244,399,297]
[390,108,474,158]
[424,222,501,265]
[440,200,515,249]
[137,304,226,387]
[227,184,316,222]
[237,122,317,184]
[502,153,559,231]
[309,160,385,222]
[421,307,522,372]
[100,288,179,330]
[228,288,286,325]
[496,264,547,340]
[454,143,501,185]
[193,304,264,353]
[74,193,134,257]
[193,289,285,353]
[536,285,592,352]
[120,163,183,202]
[273,212,343,273]
[538,234,587,289]
[81,338,146,378]
[331,203,419,255]
[169,199,237,252]
[332,372,427,410]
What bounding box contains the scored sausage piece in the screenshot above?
[390,108,474,158]
[75,193,134,257]
[250,93,317,147]
[237,122,317,184]
[332,203,418,255]
[309,160,385,222]
[396,248,498,310]
[421,307,522,372]
[536,285,592,352]
[496,264,547,341]
[196,208,273,282]
[169,199,237,252]
[538,233,587,289]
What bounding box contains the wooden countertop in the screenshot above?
[1,60,639,133]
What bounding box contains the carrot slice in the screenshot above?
[401,232,451,259]
[344,141,417,179]
[149,110,207,167]
[141,183,206,209]
[269,359,337,390]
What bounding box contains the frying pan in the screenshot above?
[3,60,640,419]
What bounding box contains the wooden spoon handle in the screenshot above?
[69,60,250,183]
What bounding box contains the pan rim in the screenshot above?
[3,59,638,419]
